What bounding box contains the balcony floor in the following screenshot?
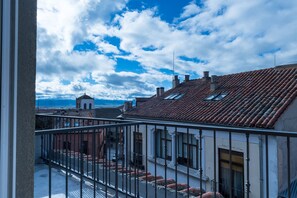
[34,164,110,198]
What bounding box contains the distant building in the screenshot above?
[76,93,94,110]
[95,107,122,119]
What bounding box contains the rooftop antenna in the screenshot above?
[274,54,276,66]
[172,51,175,76]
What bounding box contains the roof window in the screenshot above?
[205,92,228,101]
[164,93,184,100]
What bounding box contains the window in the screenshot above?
[84,103,87,109]
[219,149,244,198]
[213,93,228,101]
[205,92,228,101]
[63,141,71,150]
[82,141,88,155]
[155,129,172,160]
[89,103,92,109]
[133,132,143,166]
[177,133,199,169]
[164,93,184,100]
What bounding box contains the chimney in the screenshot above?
[203,71,210,80]
[123,101,133,112]
[210,75,218,91]
[172,75,180,88]
[184,75,190,82]
[156,87,165,97]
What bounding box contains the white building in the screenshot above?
[124,65,297,198]
[76,93,94,110]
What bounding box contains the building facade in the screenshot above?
[124,65,297,197]
[76,93,94,110]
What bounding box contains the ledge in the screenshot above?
[147,157,209,182]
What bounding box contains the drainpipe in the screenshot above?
[259,135,264,198]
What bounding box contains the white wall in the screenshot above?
[80,99,94,110]
[130,123,268,197]
[275,98,297,192]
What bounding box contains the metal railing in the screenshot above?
[35,114,297,198]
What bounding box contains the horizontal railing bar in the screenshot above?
[127,118,297,137]
[35,115,297,137]
[35,122,142,135]
[36,113,129,123]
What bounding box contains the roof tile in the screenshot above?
[125,66,297,129]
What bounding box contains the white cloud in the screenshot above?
[37,0,297,100]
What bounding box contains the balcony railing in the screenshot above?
[35,114,297,198]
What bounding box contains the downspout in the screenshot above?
[259,135,264,198]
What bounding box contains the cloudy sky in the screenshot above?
[37,0,297,100]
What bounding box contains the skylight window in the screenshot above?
[205,92,228,101]
[213,93,228,101]
[205,94,219,101]
[164,93,184,100]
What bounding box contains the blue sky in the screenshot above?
[37,0,297,100]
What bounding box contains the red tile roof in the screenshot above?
[125,66,297,129]
[77,94,93,100]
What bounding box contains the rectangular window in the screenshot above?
[133,132,143,166]
[219,149,244,198]
[82,141,88,155]
[155,129,172,160]
[177,133,199,169]
[63,141,71,150]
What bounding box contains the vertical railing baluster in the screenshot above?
[154,125,157,198]
[246,133,250,198]
[229,132,232,198]
[41,135,44,159]
[80,130,83,198]
[125,125,128,197]
[105,128,108,198]
[175,127,178,198]
[86,120,89,177]
[287,136,291,198]
[115,126,119,197]
[66,131,69,198]
[136,124,140,198]
[213,129,217,197]
[199,129,203,197]
[129,125,132,196]
[265,135,269,198]
[49,134,52,198]
[93,128,96,198]
[133,125,138,195]
[187,128,190,198]
[145,124,148,198]
[121,127,124,191]
[164,126,167,198]
[108,123,111,186]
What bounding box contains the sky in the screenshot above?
[37,0,297,100]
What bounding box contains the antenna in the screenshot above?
[274,54,276,66]
[172,51,175,76]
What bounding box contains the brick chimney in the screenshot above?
[123,101,133,112]
[172,75,180,88]
[210,75,218,91]
[156,87,165,97]
[203,71,210,80]
[184,75,190,82]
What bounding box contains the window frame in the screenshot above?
[177,133,199,169]
[219,148,244,198]
[155,129,172,160]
